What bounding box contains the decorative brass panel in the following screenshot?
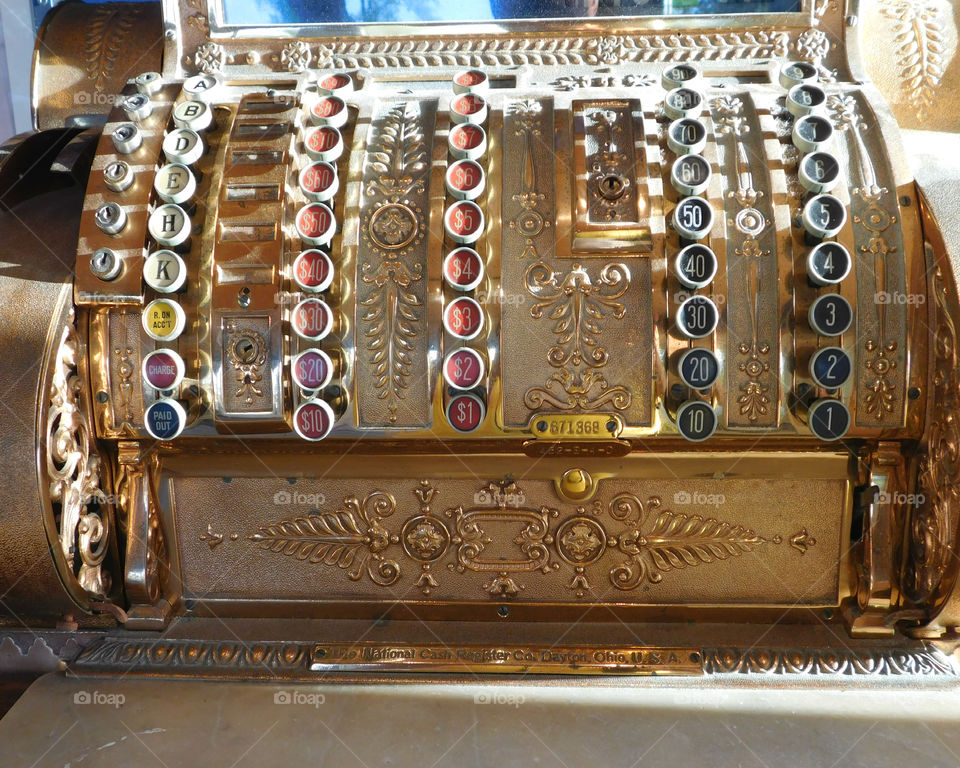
[501,97,652,430]
[355,100,436,428]
[217,316,277,416]
[173,471,846,609]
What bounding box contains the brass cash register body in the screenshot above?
[1,0,959,678]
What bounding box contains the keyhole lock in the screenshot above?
[598,173,628,201]
[233,336,258,364]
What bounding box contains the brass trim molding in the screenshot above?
[72,637,957,678]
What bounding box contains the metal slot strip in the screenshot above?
[711,91,780,430]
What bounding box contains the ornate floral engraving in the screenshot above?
[524,262,632,412]
[369,204,419,250]
[359,103,429,424]
[47,314,110,598]
[249,492,401,586]
[360,259,423,423]
[314,31,788,70]
[403,482,450,596]
[556,517,607,565]
[607,494,782,590]
[224,322,267,405]
[904,264,958,603]
[194,42,225,74]
[880,0,948,121]
[446,481,559,597]
[365,104,428,202]
[795,28,836,81]
[232,479,820,602]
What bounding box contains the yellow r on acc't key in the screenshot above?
[142,298,186,341]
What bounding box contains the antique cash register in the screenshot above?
[3,0,960,703]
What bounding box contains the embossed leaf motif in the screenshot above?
[85,4,142,91]
[609,495,783,590]
[881,0,947,121]
[361,262,423,418]
[646,512,771,572]
[248,493,400,585]
[255,512,366,567]
[319,32,788,70]
[368,104,426,200]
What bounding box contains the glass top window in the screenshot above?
[221,0,801,26]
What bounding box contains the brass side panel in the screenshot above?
[501,98,652,429]
[829,93,909,428]
[355,100,436,428]
[172,466,845,610]
[91,308,149,436]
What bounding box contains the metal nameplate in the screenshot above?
[310,644,703,675]
[527,414,624,439]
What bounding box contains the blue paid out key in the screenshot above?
[146,400,183,440]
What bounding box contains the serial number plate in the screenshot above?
[528,414,623,439]
[310,644,702,675]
